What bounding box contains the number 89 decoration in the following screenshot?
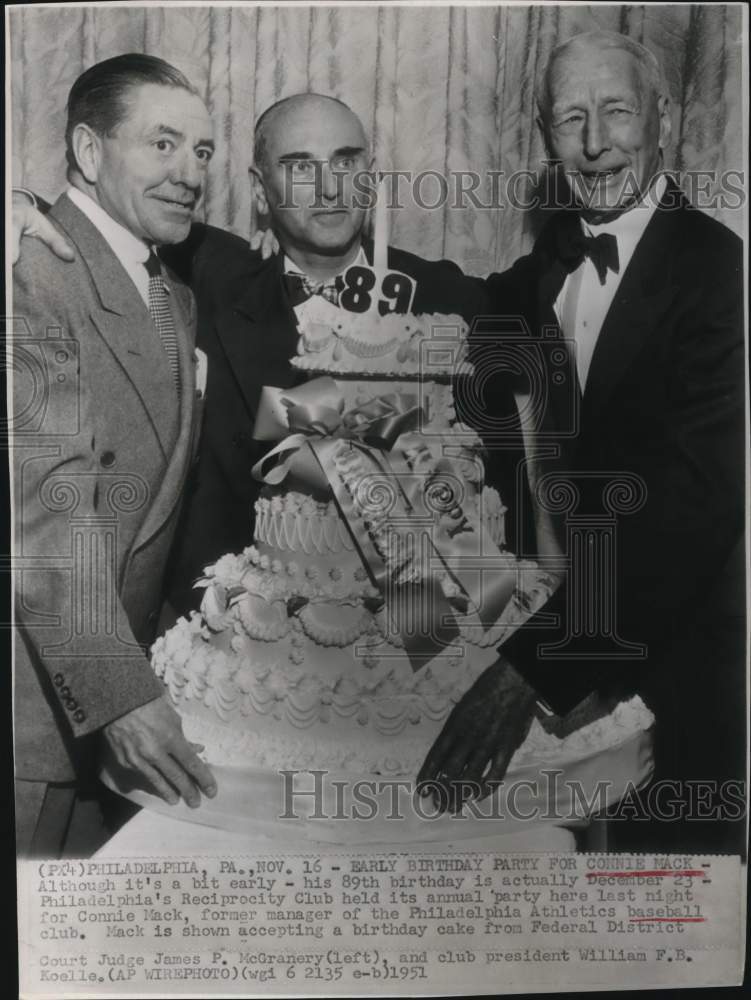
[339,265,416,317]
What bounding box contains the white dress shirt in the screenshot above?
[66,185,151,306]
[554,174,667,390]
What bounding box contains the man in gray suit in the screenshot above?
[12,54,217,855]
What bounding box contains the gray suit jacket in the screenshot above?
[12,193,200,782]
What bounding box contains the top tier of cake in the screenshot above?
[290,298,471,377]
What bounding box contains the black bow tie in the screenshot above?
[557,226,620,285]
[284,272,344,307]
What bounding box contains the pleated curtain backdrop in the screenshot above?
[9,4,745,275]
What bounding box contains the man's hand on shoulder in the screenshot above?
[417,654,537,812]
[248,226,279,259]
[102,695,217,808]
[12,191,74,265]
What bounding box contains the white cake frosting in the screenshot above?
[151,306,654,795]
[289,297,470,375]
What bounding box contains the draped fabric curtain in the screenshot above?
[9,4,744,275]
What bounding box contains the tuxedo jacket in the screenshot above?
[488,181,746,727]
[13,194,200,782]
[161,230,490,614]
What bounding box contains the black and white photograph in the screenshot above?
[8,1,748,994]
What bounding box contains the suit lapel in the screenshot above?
[50,195,198,555]
[50,195,178,455]
[216,254,302,419]
[532,224,583,454]
[582,192,681,427]
[130,277,198,556]
[534,190,682,440]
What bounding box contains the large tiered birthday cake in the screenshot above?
[147,294,654,833]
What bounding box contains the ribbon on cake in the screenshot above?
[251,378,519,670]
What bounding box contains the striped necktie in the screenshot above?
[144,250,180,391]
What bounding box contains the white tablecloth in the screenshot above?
[96,807,577,857]
[99,719,653,856]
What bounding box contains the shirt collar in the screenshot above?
[582,173,667,241]
[283,244,367,280]
[66,185,151,267]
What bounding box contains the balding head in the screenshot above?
[250,92,373,272]
[253,93,367,174]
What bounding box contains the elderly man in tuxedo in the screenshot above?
[421,31,745,851]
[13,54,217,855]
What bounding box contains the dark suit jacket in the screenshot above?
[13,194,200,781]
[161,230,490,614]
[486,181,745,774]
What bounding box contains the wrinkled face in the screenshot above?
[254,98,372,257]
[89,82,214,244]
[541,44,670,218]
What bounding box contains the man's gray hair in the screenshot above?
[536,30,668,118]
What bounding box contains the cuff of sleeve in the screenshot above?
[52,657,167,737]
[506,639,600,715]
[501,585,599,715]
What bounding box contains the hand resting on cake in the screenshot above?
[102,695,217,808]
[417,655,537,813]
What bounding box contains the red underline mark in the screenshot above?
[586,870,704,878]
[629,918,706,923]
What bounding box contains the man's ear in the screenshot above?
[657,95,672,150]
[249,166,269,215]
[71,123,101,185]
